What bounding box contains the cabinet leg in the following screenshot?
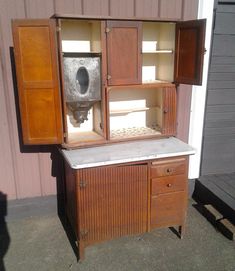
[179,224,185,239]
[78,241,85,262]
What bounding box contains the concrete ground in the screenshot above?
[1,198,235,271]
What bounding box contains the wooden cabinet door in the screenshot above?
[162,87,177,136]
[77,164,148,244]
[106,21,142,86]
[151,191,187,228]
[12,19,63,145]
[174,19,206,85]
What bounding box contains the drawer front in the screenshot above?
[150,158,186,178]
[151,191,187,228]
[151,175,186,195]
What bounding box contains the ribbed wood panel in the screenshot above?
[77,165,148,243]
[163,87,177,136]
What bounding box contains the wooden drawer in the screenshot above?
[151,191,187,229]
[150,158,186,178]
[151,175,186,195]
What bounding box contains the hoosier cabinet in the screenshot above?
[12,14,205,260]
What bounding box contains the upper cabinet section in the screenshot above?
[12,16,206,147]
[174,19,206,85]
[106,21,142,86]
[105,19,206,87]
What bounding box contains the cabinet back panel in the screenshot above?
[61,20,101,53]
[142,22,175,83]
[109,88,163,137]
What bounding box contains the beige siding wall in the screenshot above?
[0,0,198,199]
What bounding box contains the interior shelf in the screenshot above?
[109,106,162,115]
[142,49,173,54]
[107,81,175,91]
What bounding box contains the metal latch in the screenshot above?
[79,180,87,188]
[80,229,88,240]
[105,27,111,33]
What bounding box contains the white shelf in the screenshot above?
[142,49,173,54]
[110,106,161,115]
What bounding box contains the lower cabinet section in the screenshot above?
[64,156,188,260]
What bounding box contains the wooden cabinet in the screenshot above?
[64,156,188,260]
[12,16,206,147]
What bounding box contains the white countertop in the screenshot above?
[61,137,196,169]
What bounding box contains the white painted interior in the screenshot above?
[188,0,214,179]
[109,88,163,139]
[61,20,101,53]
[142,22,175,83]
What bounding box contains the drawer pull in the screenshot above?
[166,168,172,173]
[167,183,172,187]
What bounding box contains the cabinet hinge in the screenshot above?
[80,229,88,240]
[79,180,87,189]
[105,27,111,33]
[63,132,67,139]
[56,26,61,32]
[107,74,112,80]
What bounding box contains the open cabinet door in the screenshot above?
[12,19,63,145]
[174,19,206,85]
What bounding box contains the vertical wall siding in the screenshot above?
[0,0,198,199]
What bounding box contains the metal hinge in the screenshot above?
[107,74,112,80]
[56,26,61,32]
[80,229,88,240]
[105,27,111,33]
[79,180,87,189]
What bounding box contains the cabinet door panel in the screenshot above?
[174,19,206,85]
[162,87,177,136]
[12,19,63,145]
[151,191,187,228]
[77,164,148,243]
[106,21,142,85]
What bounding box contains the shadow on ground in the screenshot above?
[0,192,10,271]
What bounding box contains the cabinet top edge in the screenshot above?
[51,13,179,23]
[61,137,195,170]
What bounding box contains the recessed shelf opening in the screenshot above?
[142,22,175,83]
[108,87,163,140]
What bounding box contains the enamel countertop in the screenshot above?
[61,137,196,169]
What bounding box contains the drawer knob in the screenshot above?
[166,168,172,173]
[167,183,172,187]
